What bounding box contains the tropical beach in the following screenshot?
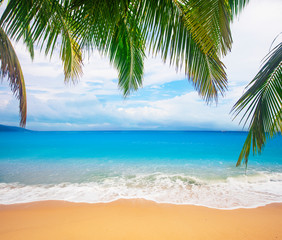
[0,130,282,239]
[0,0,282,239]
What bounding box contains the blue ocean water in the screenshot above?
[0,131,281,208]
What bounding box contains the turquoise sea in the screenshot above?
[0,131,281,209]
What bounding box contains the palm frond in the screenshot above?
[232,42,282,166]
[23,25,34,60]
[1,0,83,82]
[135,0,228,102]
[228,0,250,17]
[0,27,26,127]
[71,0,146,95]
[108,6,145,96]
[56,0,231,100]
[176,0,232,57]
[70,0,130,52]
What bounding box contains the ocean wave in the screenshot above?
[1,171,282,209]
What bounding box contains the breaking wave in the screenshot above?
[1,171,282,209]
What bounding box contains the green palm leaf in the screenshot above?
[136,0,228,101]
[0,27,26,127]
[108,14,145,96]
[70,0,129,52]
[73,0,229,101]
[1,0,83,82]
[232,42,282,166]
[228,0,249,16]
[176,0,232,57]
[70,0,144,95]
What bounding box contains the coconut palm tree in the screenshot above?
[0,0,249,127]
[232,41,282,166]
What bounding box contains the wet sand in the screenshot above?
[0,199,281,240]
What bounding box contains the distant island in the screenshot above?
[0,124,29,132]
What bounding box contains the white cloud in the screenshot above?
[143,56,186,87]
[111,91,241,130]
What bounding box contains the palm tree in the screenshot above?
[232,41,282,166]
[0,0,249,127]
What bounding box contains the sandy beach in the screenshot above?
[0,199,281,240]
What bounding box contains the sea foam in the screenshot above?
[1,171,282,209]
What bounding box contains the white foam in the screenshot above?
[1,172,282,209]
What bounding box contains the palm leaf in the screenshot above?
[1,0,83,82]
[176,0,232,57]
[71,0,248,101]
[232,42,282,166]
[70,0,130,52]
[228,0,249,16]
[0,27,26,127]
[72,0,229,100]
[70,0,143,94]
[135,0,228,101]
[108,6,145,96]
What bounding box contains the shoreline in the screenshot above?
[1,199,281,240]
[1,198,282,210]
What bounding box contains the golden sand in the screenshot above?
[0,199,281,240]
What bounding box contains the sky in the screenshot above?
[0,0,282,131]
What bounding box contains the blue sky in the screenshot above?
[0,0,282,131]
